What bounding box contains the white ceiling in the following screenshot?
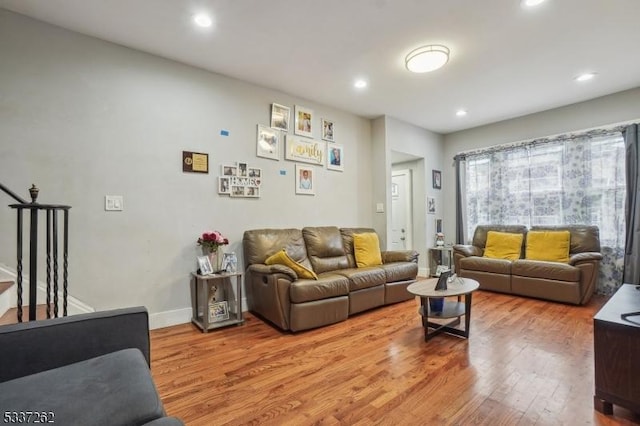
[2,0,640,134]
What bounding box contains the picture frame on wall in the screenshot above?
[321,118,334,142]
[432,170,442,189]
[270,103,290,132]
[218,176,231,194]
[231,185,245,197]
[245,186,260,198]
[256,124,280,160]
[294,105,313,138]
[222,164,237,176]
[427,197,436,214]
[327,144,344,172]
[295,164,315,195]
[237,162,248,177]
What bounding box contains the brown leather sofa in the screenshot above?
[453,225,602,305]
[243,226,419,331]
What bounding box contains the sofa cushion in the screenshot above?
[303,227,349,273]
[483,231,523,260]
[243,228,313,269]
[353,232,383,267]
[459,256,512,274]
[290,274,349,303]
[265,249,318,280]
[0,348,164,426]
[333,267,387,291]
[525,230,570,263]
[512,259,580,282]
[379,262,418,282]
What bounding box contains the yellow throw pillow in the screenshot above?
[265,249,318,280]
[525,231,570,263]
[353,232,383,268]
[483,231,523,260]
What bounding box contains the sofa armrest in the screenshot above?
[248,263,298,281]
[569,252,603,265]
[453,244,483,257]
[382,250,419,263]
[0,307,150,383]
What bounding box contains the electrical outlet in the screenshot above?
[105,195,123,211]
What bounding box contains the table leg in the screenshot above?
[464,293,473,338]
[202,278,209,333]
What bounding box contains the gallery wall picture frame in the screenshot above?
[270,103,290,132]
[222,164,238,176]
[237,162,248,177]
[295,164,315,195]
[285,135,325,165]
[245,186,260,198]
[182,151,209,174]
[432,170,442,189]
[248,167,262,178]
[327,144,344,172]
[321,118,335,142]
[230,185,246,197]
[256,124,280,160]
[218,176,231,194]
[294,105,314,138]
[427,197,436,214]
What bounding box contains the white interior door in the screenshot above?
[391,170,413,250]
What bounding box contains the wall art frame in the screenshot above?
[321,118,335,142]
[256,124,280,160]
[270,103,290,132]
[327,144,344,172]
[295,164,315,195]
[432,170,442,189]
[285,135,325,165]
[294,105,313,138]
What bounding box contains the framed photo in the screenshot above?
[285,135,325,165]
[221,164,237,176]
[427,197,436,214]
[321,118,335,142]
[432,170,442,189]
[237,162,248,177]
[218,176,230,194]
[436,218,443,233]
[270,103,290,132]
[245,186,260,198]
[295,164,315,195]
[327,144,344,172]
[257,124,279,160]
[221,252,238,273]
[294,105,313,138]
[197,255,213,275]
[231,186,246,197]
[248,167,262,178]
[208,301,229,323]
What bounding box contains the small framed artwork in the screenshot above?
[432,170,442,189]
[222,164,237,176]
[427,197,436,214]
[256,124,279,160]
[327,144,344,172]
[436,218,443,233]
[197,255,213,275]
[182,151,209,173]
[321,118,334,142]
[248,167,262,178]
[294,105,313,138]
[208,301,229,323]
[237,162,248,177]
[231,186,246,197]
[218,177,230,194]
[295,164,315,195]
[270,103,290,132]
[245,186,260,198]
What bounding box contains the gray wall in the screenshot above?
[443,87,640,241]
[0,10,374,325]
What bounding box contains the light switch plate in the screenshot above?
[105,195,123,211]
[376,203,384,213]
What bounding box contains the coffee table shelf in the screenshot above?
[419,301,466,319]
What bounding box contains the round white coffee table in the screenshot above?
[407,277,479,341]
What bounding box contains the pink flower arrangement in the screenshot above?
[197,231,229,251]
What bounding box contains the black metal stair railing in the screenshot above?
[1,183,71,322]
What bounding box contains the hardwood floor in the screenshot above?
[150,291,640,425]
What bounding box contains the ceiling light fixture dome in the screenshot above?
[405,45,450,73]
[193,13,212,28]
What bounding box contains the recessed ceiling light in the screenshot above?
[522,0,546,7]
[193,13,212,28]
[575,72,596,82]
[405,45,450,73]
[456,109,468,117]
[354,79,368,89]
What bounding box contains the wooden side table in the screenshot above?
[190,271,244,332]
[429,246,454,277]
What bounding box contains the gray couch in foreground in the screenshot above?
[0,307,183,426]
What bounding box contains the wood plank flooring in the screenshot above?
[150,290,640,425]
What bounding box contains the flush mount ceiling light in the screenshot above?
[354,79,368,89]
[456,109,468,117]
[521,0,546,7]
[193,13,212,28]
[575,72,596,82]
[405,45,450,73]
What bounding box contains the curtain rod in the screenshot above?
[453,121,636,161]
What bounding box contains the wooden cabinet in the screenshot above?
[594,284,640,415]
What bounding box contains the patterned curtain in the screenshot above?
[462,130,625,295]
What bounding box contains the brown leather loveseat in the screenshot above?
[453,225,602,305]
[243,226,419,331]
